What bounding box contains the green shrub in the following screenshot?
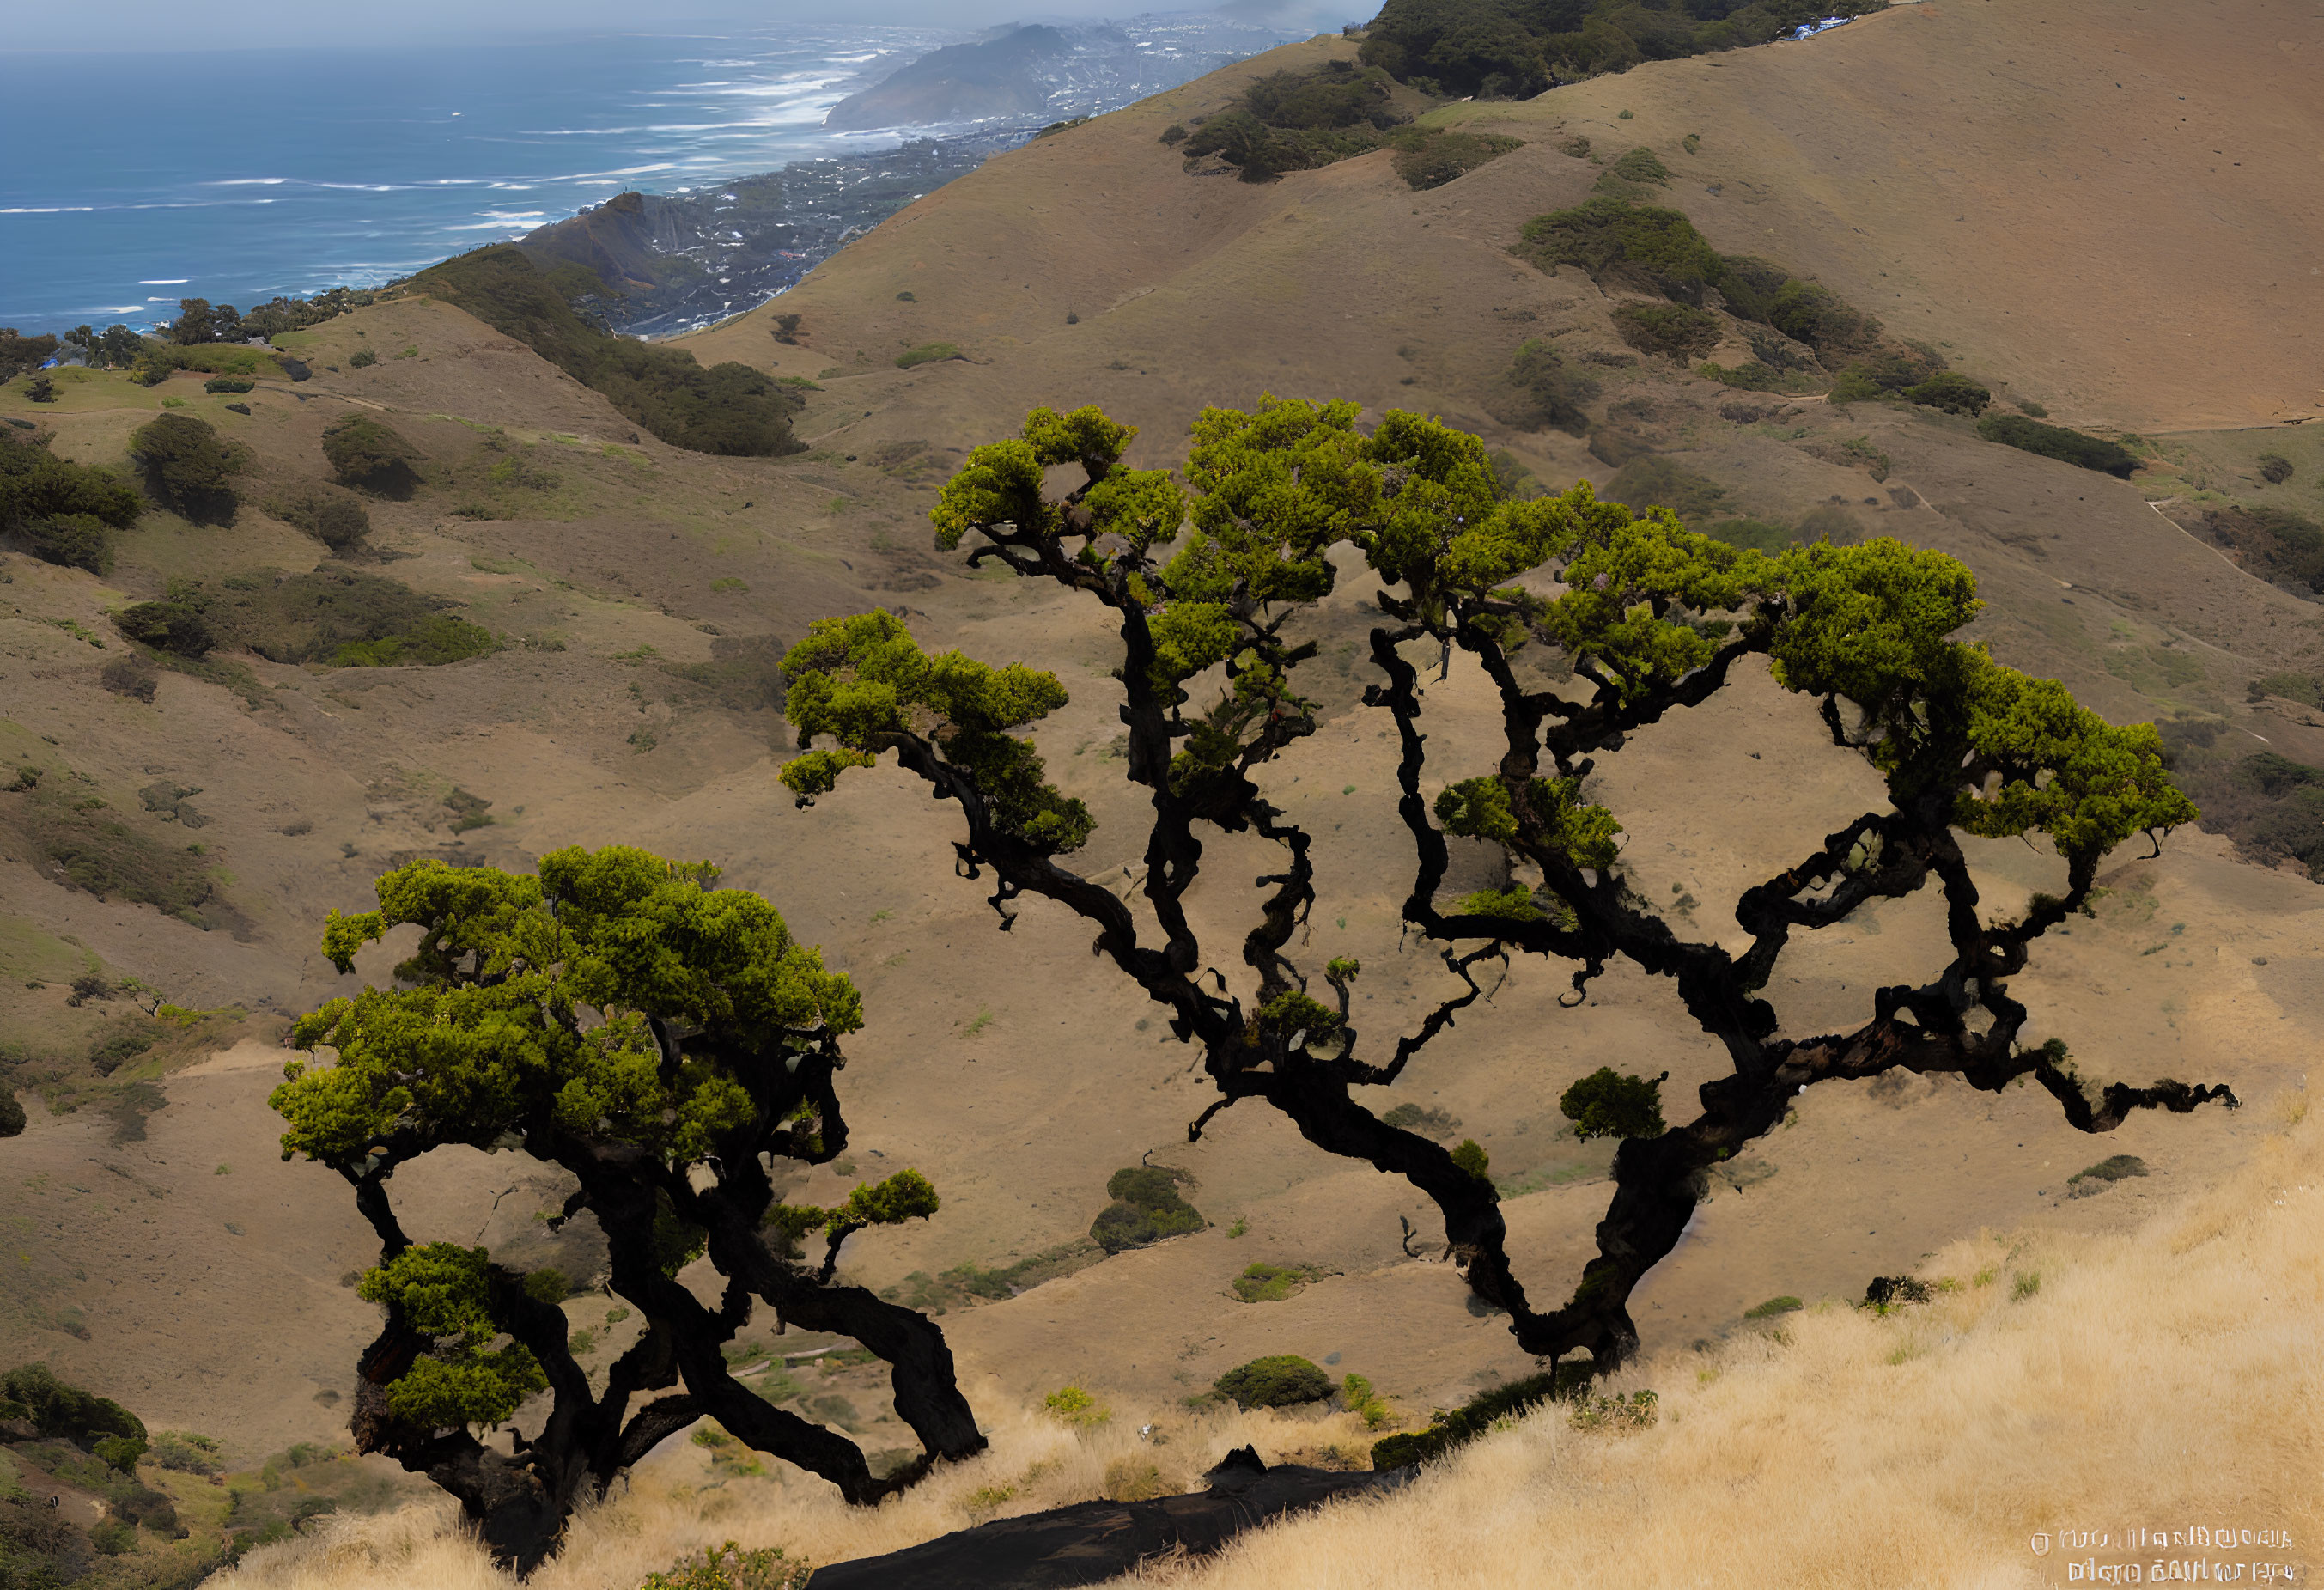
[894,343,963,370]
[639,1539,812,1590]
[7,787,222,926]
[149,1430,222,1473]
[1976,413,2139,478]
[1567,1389,1658,1432]
[22,512,116,574]
[1232,1261,1320,1303]
[1609,146,1670,185]
[1902,370,1990,416]
[88,1020,160,1075]
[1611,301,1723,361]
[128,412,249,521]
[2068,1153,2148,1187]
[89,1515,137,1555]
[1369,1366,1585,1470]
[202,376,255,394]
[269,485,371,552]
[1043,1384,1109,1426]
[2257,452,2293,485]
[1515,197,1725,303]
[1697,360,1785,391]
[1092,1164,1205,1253]
[1390,127,1523,191]
[1503,339,1598,436]
[0,1363,147,1446]
[100,655,158,701]
[407,246,801,457]
[1159,123,1189,145]
[1214,1355,1332,1410]
[0,428,143,545]
[321,414,422,492]
[1559,1067,1669,1140]
[1743,1295,1802,1319]
[114,600,215,657]
[347,348,379,369]
[1450,1138,1492,1182]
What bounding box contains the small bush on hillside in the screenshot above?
[1515,197,1725,303]
[0,1363,147,1447]
[114,600,215,657]
[1609,146,1670,186]
[149,1430,223,1473]
[894,343,963,370]
[1503,339,1597,436]
[1451,1138,1492,1182]
[1214,1355,1332,1410]
[1042,1384,1108,1426]
[1903,370,1991,417]
[1,429,143,562]
[638,1539,812,1590]
[1976,413,2139,478]
[269,485,371,553]
[2257,452,2293,485]
[176,568,498,667]
[1390,127,1523,191]
[1159,123,1189,145]
[1863,1276,1932,1311]
[1381,1101,1461,1137]
[1559,1067,1669,1141]
[1611,301,1722,362]
[1568,1389,1658,1432]
[129,412,249,522]
[1743,1295,1802,1319]
[1091,1162,1205,1252]
[771,312,803,344]
[2067,1154,2147,1196]
[347,348,379,369]
[202,375,254,394]
[1232,1261,1322,1302]
[322,414,423,494]
[1369,1366,1585,1469]
[100,655,159,701]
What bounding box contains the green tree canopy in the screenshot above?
[129,412,250,522]
[272,846,983,1571]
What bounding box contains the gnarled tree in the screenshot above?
[781,399,2237,1387]
[271,846,984,1572]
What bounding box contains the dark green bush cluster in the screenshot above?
[1558,1066,1669,1141]
[269,484,372,553]
[894,343,963,370]
[321,414,423,494]
[1388,127,1524,190]
[1502,339,1600,435]
[1611,301,1723,362]
[1863,1275,1932,1311]
[2257,451,2294,485]
[129,412,251,522]
[0,327,60,382]
[1213,1354,1332,1409]
[0,1363,145,1448]
[1369,1364,1590,1469]
[141,569,499,669]
[1975,413,2139,478]
[1359,0,1888,99]
[405,246,803,456]
[1090,1164,1204,1253]
[203,375,256,395]
[0,426,143,576]
[1181,60,1430,183]
[2067,1154,2148,1197]
[1901,370,1991,417]
[347,347,380,369]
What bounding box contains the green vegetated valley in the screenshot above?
[2,2,2321,1586]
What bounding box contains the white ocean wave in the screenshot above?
[205,177,290,186]
[137,278,192,284]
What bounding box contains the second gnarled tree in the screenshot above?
[271,847,985,1572]
[781,398,2237,1386]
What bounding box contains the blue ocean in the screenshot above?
[0,26,953,335]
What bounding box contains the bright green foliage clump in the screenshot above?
[1214,1355,1332,1409]
[1369,1367,1581,1470]
[1042,1384,1108,1426]
[278,848,861,1167]
[1450,1138,1492,1182]
[1560,1068,1669,1142]
[779,610,1092,855]
[640,1539,813,1590]
[764,1168,942,1256]
[358,1245,549,1429]
[0,1363,147,1448]
[1232,1261,1320,1303]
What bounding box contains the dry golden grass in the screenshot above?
[210,1398,1383,1590]
[1123,1091,2324,1590]
[215,1094,2321,1590]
